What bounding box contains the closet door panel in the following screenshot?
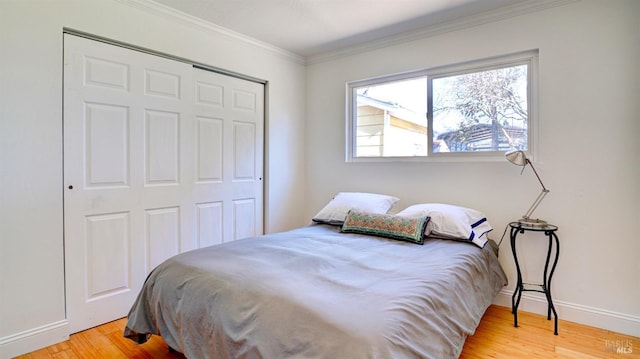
[64,33,264,333]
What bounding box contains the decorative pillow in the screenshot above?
[312,192,399,226]
[396,203,492,248]
[341,210,429,245]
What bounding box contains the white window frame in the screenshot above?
[346,50,538,163]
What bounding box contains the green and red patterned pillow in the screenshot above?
[341,210,430,245]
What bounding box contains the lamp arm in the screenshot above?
[521,159,550,220]
[523,188,550,220]
[525,159,548,191]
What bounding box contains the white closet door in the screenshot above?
[193,67,264,245]
[63,34,263,333]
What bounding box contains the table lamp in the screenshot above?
[506,150,550,227]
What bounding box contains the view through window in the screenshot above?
[347,51,536,161]
[431,65,528,153]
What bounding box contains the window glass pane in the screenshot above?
[432,65,528,153]
[346,51,536,161]
[354,78,427,157]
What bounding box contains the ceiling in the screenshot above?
[151,0,529,58]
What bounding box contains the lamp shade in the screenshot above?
[505,150,528,166]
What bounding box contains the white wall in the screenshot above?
[0,0,306,356]
[2,0,638,356]
[305,0,640,336]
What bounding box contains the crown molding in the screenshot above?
[117,0,577,66]
[306,0,579,65]
[115,0,306,65]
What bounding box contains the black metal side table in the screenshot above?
[509,221,560,335]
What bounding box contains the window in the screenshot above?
[346,51,537,161]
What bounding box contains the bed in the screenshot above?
[124,194,507,358]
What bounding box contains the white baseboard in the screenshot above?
[0,320,69,358]
[493,289,640,337]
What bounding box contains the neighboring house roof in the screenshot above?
[357,94,426,127]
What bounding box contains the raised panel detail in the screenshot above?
[196,117,223,182]
[146,207,180,271]
[196,202,223,247]
[145,110,179,185]
[234,122,255,180]
[196,82,223,107]
[232,89,256,112]
[85,103,129,188]
[84,56,129,91]
[85,212,130,300]
[233,199,255,240]
[145,69,180,99]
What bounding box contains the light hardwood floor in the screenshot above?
[16,305,639,358]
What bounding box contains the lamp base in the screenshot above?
[518,217,548,227]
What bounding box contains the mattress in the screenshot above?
[125,224,507,358]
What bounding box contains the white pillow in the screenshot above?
[396,203,492,248]
[312,192,399,226]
